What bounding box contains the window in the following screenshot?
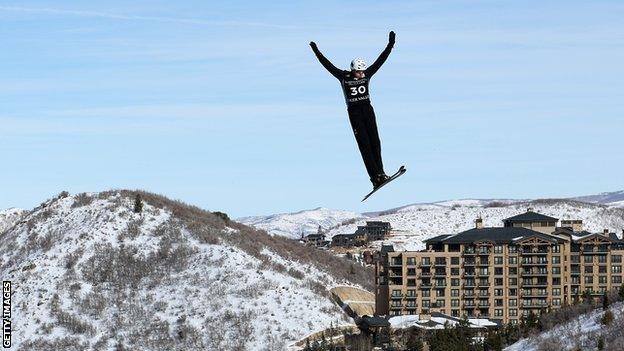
[451,299,460,307]
[612,276,622,284]
[451,257,460,265]
[612,255,622,263]
[612,266,622,274]
[552,288,561,296]
[495,289,503,296]
[552,245,560,253]
[422,290,431,297]
[552,267,561,275]
[391,290,401,297]
[553,298,561,306]
[451,289,460,297]
[494,256,503,265]
[495,299,503,307]
[509,267,518,275]
[509,288,517,296]
[406,289,417,297]
[391,300,402,307]
[436,299,445,307]
[598,256,607,264]
[407,257,416,265]
[436,289,445,297]
[584,276,593,284]
[552,256,560,264]
[510,309,518,316]
[509,257,518,264]
[599,276,607,284]
[599,266,607,274]
[422,257,431,265]
[495,309,503,317]
[495,278,503,286]
[509,246,518,253]
[508,278,518,286]
[451,268,460,275]
[422,300,430,307]
[479,267,488,275]
[494,245,503,254]
[495,267,503,275]
[585,266,593,274]
[451,278,460,286]
[552,277,561,285]
[584,256,593,263]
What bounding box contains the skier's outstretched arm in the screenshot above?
[366,31,395,77]
[310,41,343,79]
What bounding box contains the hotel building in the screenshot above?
[375,210,624,324]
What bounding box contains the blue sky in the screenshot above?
[1,1,623,217]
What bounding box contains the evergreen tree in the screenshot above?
[597,337,605,350]
[602,291,609,310]
[133,193,143,213]
[619,284,624,301]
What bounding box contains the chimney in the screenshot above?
[603,229,610,236]
[527,207,534,213]
[475,217,484,229]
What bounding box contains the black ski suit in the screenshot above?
[311,38,394,185]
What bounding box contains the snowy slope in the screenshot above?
[504,302,624,351]
[237,207,364,238]
[240,193,624,252]
[572,190,624,205]
[326,200,624,251]
[0,207,27,233]
[0,191,372,351]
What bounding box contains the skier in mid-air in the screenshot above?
[310,31,403,198]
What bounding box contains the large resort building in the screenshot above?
[375,210,624,324]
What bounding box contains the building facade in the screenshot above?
[375,210,624,324]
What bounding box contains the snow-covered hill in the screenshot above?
[238,207,363,239]
[571,190,624,205]
[240,192,624,252]
[0,207,27,233]
[505,302,624,351]
[0,191,372,351]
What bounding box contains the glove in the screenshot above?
[389,31,396,45]
[310,41,318,50]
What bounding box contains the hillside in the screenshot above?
[0,191,372,351]
[238,207,363,239]
[240,194,624,251]
[505,301,624,351]
[0,207,27,233]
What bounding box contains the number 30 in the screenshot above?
[350,86,366,95]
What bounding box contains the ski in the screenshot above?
[362,165,406,202]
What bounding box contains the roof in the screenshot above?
[503,211,558,223]
[358,315,390,328]
[423,234,454,244]
[428,227,564,245]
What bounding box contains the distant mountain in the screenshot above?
[239,191,624,251]
[1,191,371,350]
[571,190,624,206]
[237,207,364,238]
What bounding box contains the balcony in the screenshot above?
[420,262,432,267]
[463,261,476,266]
[477,261,490,266]
[521,281,549,288]
[521,260,548,266]
[521,302,549,308]
[463,282,476,288]
[434,260,447,267]
[390,260,403,267]
[477,281,490,287]
[520,249,549,255]
[463,250,476,256]
[420,283,432,289]
[405,295,417,300]
[463,304,476,309]
[521,271,548,277]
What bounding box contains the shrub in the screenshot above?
[601,310,614,325]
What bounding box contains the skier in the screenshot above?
[310,31,396,189]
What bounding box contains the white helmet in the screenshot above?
[351,58,367,71]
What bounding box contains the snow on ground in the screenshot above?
[504,302,624,351]
[237,207,364,238]
[242,198,624,252]
[0,207,27,233]
[1,192,362,351]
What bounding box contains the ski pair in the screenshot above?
[362,165,406,201]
